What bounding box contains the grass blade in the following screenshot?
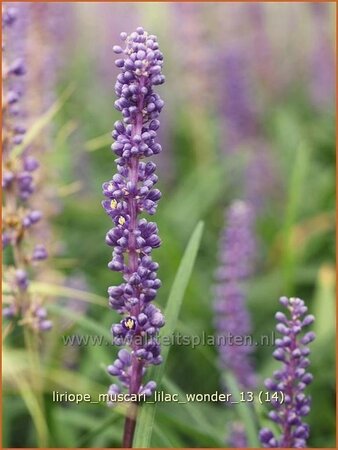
[162,377,223,445]
[162,158,245,239]
[280,141,310,291]
[30,281,106,306]
[223,372,259,448]
[133,221,204,447]
[48,303,111,339]
[84,132,111,152]
[313,264,336,345]
[12,84,74,158]
[77,412,120,446]
[5,358,49,447]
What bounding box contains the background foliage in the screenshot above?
[3,2,336,448]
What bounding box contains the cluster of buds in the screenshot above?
[2,5,51,332]
[103,28,165,404]
[260,297,315,447]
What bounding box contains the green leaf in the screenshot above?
[176,320,218,368]
[11,84,74,158]
[223,373,259,448]
[77,411,120,446]
[45,368,107,398]
[84,132,111,152]
[30,281,106,306]
[162,158,245,239]
[5,361,49,447]
[313,264,336,344]
[280,141,310,291]
[153,421,181,447]
[162,377,223,445]
[48,303,111,340]
[133,221,204,448]
[157,409,219,447]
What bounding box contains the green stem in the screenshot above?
[23,326,48,447]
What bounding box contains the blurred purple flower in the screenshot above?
[25,3,74,116]
[2,5,16,26]
[170,3,218,165]
[2,5,26,148]
[260,296,315,448]
[172,3,216,112]
[15,268,29,291]
[245,3,276,97]
[309,3,335,110]
[245,145,283,215]
[214,200,256,389]
[2,5,50,332]
[220,47,258,153]
[228,422,247,448]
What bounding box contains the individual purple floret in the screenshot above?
[2,6,16,26]
[2,5,50,332]
[103,27,165,446]
[214,200,256,389]
[15,269,29,291]
[32,306,52,331]
[260,296,315,448]
[32,244,48,261]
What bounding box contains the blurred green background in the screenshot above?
[3,2,336,448]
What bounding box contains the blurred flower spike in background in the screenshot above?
[2,2,335,448]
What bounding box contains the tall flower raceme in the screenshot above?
[260,297,315,448]
[220,46,258,154]
[2,6,51,332]
[103,28,165,446]
[245,146,282,216]
[24,3,69,265]
[214,200,257,389]
[172,3,215,113]
[171,3,217,166]
[214,201,257,448]
[245,3,276,97]
[309,3,335,110]
[26,3,73,118]
[220,39,281,217]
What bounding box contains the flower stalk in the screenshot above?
[103,27,165,447]
[2,4,51,332]
[260,296,315,448]
[214,200,257,447]
[214,200,256,390]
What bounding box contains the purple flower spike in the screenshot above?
[214,200,256,390]
[2,5,51,332]
[103,28,165,447]
[220,47,257,153]
[260,297,315,448]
